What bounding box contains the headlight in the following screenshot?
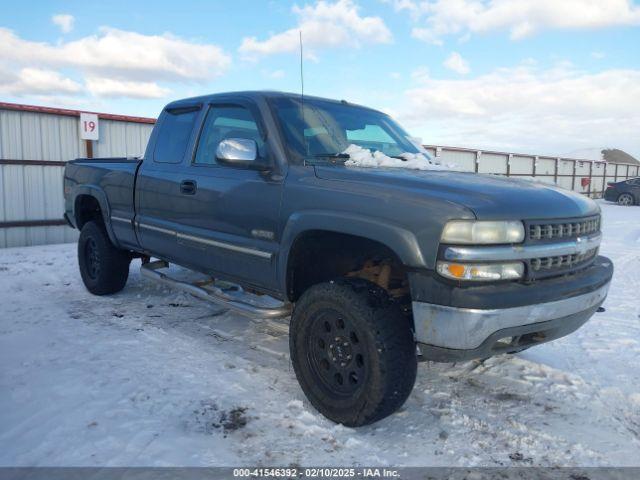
[441,220,524,244]
[437,261,524,281]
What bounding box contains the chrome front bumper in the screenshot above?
[412,281,610,351]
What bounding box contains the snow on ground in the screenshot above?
[1,202,639,467]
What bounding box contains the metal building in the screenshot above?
[1,101,638,249]
[0,102,155,248]
[423,145,639,198]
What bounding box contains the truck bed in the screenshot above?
[64,157,143,249]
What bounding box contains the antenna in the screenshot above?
[299,30,308,159]
[299,30,304,100]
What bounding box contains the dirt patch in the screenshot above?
[508,452,533,463]
[191,401,249,437]
[494,392,531,402]
[218,407,248,434]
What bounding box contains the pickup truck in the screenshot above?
[64,91,613,427]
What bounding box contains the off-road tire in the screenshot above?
[78,220,131,295]
[289,278,417,427]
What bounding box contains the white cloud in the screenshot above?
[0,67,82,96]
[0,27,231,82]
[85,77,170,98]
[399,65,640,158]
[0,26,231,100]
[239,0,392,58]
[443,52,470,74]
[390,0,640,44]
[52,14,74,34]
[266,69,285,79]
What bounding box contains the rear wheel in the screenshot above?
[289,278,417,427]
[618,193,634,206]
[78,221,131,295]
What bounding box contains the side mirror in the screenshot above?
[216,138,268,170]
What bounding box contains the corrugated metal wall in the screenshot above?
[1,103,638,249]
[0,106,154,248]
[424,146,640,197]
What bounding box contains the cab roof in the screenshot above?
[163,90,383,115]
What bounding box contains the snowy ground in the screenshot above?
[1,201,639,467]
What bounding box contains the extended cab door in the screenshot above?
[135,104,202,266]
[137,100,284,292]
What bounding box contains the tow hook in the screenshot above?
[597,306,606,313]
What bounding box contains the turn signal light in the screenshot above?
[437,261,524,281]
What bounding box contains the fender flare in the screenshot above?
[71,185,120,247]
[277,210,426,294]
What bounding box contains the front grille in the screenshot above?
[528,215,600,241]
[529,247,598,272]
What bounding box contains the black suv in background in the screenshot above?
[605,178,640,205]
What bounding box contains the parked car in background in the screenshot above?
[604,178,640,205]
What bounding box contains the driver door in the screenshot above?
[173,102,283,291]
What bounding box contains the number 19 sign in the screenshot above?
[79,112,99,141]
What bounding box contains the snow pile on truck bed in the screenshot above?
[342,144,455,171]
[1,202,640,467]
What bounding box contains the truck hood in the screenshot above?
[314,166,600,220]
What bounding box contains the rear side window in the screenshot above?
[153,109,199,163]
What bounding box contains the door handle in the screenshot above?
[180,180,197,195]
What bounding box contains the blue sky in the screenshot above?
[1,0,639,158]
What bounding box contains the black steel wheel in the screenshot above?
[78,220,131,295]
[307,308,368,397]
[290,278,417,427]
[84,237,101,280]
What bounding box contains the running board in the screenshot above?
[140,260,292,319]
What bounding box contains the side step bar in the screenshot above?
[141,260,292,319]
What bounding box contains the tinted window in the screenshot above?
[271,97,421,162]
[153,109,199,163]
[194,106,264,165]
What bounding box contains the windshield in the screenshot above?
[270,97,425,163]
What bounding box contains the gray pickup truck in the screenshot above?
[64,91,613,426]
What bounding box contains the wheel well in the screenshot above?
[286,230,410,305]
[74,195,103,230]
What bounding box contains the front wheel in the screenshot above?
[78,220,131,295]
[618,193,635,206]
[289,279,417,427]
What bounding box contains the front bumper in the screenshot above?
[412,256,613,362]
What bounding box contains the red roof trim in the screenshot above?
[0,101,156,124]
